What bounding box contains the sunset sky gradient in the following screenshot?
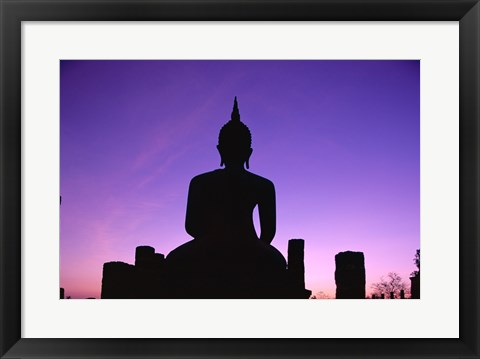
[60,60,419,299]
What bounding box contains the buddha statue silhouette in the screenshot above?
[165,97,288,298]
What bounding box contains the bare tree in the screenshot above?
[310,291,333,299]
[411,249,420,277]
[370,272,409,299]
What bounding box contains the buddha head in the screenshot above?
[217,97,253,169]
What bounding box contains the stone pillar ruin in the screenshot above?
[334,251,366,299]
[60,287,64,299]
[400,289,405,299]
[134,246,166,298]
[410,274,420,299]
[135,245,156,269]
[101,261,135,299]
[154,253,166,270]
[101,246,166,299]
[288,239,305,290]
[287,239,311,298]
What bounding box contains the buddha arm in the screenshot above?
[258,180,276,244]
[185,178,202,238]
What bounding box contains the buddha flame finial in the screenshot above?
[231,96,240,121]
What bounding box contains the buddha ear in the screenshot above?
[217,145,224,167]
[246,148,253,169]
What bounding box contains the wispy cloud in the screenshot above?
[131,89,228,172]
[134,146,191,190]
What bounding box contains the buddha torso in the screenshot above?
[185,168,274,244]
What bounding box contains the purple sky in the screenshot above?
[60,60,419,299]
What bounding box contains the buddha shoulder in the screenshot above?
[244,171,274,190]
[188,170,225,188]
[189,170,273,190]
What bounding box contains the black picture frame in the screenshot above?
[1,0,479,358]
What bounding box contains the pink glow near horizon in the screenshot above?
[60,60,419,299]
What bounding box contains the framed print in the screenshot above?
[1,0,479,358]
